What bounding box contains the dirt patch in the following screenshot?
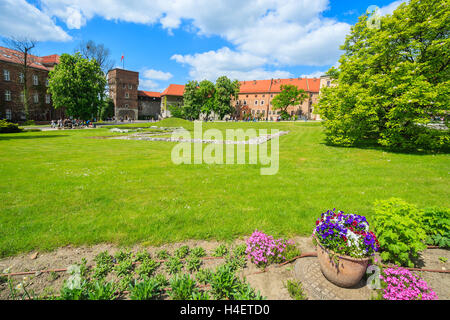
[0,237,448,300]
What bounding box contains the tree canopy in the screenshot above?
[318,0,449,151]
[48,53,106,120]
[180,76,239,120]
[271,84,308,119]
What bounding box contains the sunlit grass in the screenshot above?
[0,120,448,257]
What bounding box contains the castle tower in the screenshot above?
[107,68,139,120]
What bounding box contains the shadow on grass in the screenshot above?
[320,140,450,156]
[0,134,68,141]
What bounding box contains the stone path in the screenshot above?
[293,257,373,300]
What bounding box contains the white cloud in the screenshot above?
[379,1,406,16]
[0,0,71,42]
[139,78,163,92]
[143,69,173,81]
[171,47,292,81]
[300,70,327,78]
[37,0,354,79]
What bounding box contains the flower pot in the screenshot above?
[316,242,369,288]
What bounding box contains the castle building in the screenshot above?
[0,46,61,122]
[109,69,330,121]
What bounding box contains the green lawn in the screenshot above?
[0,120,448,257]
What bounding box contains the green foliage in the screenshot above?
[232,244,247,258]
[156,249,170,260]
[284,243,302,261]
[191,291,210,300]
[190,247,207,258]
[22,120,35,126]
[114,259,134,277]
[233,283,265,300]
[154,274,169,287]
[174,245,190,259]
[195,268,213,285]
[129,277,161,300]
[421,207,450,248]
[439,257,448,263]
[93,251,114,279]
[209,264,241,299]
[167,105,185,119]
[168,273,198,300]
[0,120,22,133]
[114,249,133,262]
[318,0,449,151]
[48,52,106,120]
[165,256,183,274]
[285,279,307,300]
[373,198,427,267]
[59,280,90,300]
[213,76,240,119]
[136,258,160,278]
[133,250,151,262]
[186,256,202,273]
[99,97,115,120]
[213,244,228,257]
[87,280,116,300]
[271,84,308,116]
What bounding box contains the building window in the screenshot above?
[246,95,248,98]
[128,84,132,89]
[125,92,129,99]
[261,100,264,105]
[20,92,24,102]
[5,90,11,101]
[45,94,51,104]
[33,93,39,103]
[3,70,10,81]
[46,78,49,87]
[254,100,258,105]
[122,84,126,89]
[19,73,24,83]
[327,80,331,87]
[243,100,247,105]
[5,109,11,120]
[33,75,38,85]
[124,104,129,108]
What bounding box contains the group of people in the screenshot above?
[50,119,96,129]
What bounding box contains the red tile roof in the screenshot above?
[0,46,59,71]
[239,78,320,94]
[138,90,161,98]
[161,84,185,97]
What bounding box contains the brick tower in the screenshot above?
[107,68,139,120]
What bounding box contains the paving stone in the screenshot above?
[293,257,373,300]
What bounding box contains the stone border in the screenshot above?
[110,130,289,145]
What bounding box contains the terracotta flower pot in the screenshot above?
[316,242,369,288]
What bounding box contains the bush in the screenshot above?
[22,120,35,126]
[373,198,427,267]
[421,207,450,248]
[0,119,22,133]
[87,280,116,300]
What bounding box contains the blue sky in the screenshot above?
[0,0,404,92]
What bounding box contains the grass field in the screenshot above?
[0,119,448,257]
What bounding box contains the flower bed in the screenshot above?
[379,267,438,300]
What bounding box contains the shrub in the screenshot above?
[209,264,241,299]
[195,268,213,285]
[186,256,202,273]
[421,207,450,248]
[129,277,161,300]
[114,259,134,277]
[156,249,170,260]
[133,250,151,262]
[93,251,114,279]
[59,280,90,300]
[379,267,438,300]
[0,120,22,133]
[22,120,35,126]
[168,274,198,300]
[373,198,427,267]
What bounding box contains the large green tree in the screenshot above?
[213,76,240,119]
[271,84,308,119]
[48,53,106,120]
[318,0,449,151]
